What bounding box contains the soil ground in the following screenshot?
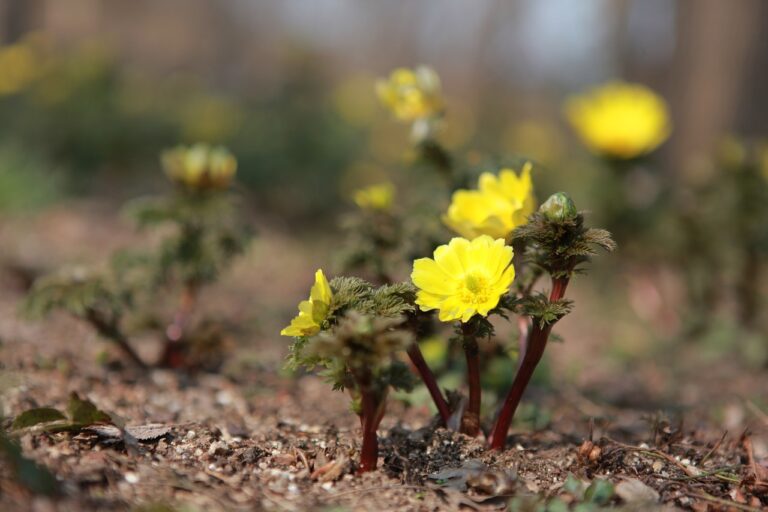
[1,206,767,511]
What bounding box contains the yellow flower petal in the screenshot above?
[281,269,333,337]
[376,65,443,122]
[565,81,671,159]
[411,235,515,324]
[443,165,535,240]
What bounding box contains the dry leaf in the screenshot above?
[615,478,659,503]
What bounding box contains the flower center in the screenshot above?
[459,273,491,305]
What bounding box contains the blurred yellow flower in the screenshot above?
[353,183,395,211]
[376,66,442,122]
[281,269,333,337]
[161,144,237,191]
[443,163,535,239]
[565,81,671,159]
[412,236,515,322]
[0,40,43,96]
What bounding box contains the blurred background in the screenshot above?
[1,0,767,409]
[1,0,767,216]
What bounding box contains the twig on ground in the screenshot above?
[699,430,727,466]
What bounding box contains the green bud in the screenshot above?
[539,192,577,221]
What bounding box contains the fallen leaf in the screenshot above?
[310,455,349,482]
[615,478,659,503]
[11,407,67,430]
[126,424,171,441]
[428,459,488,491]
[84,423,171,442]
[67,392,111,426]
[428,459,516,497]
[742,435,768,494]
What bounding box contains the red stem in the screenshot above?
[406,343,451,425]
[489,276,570,450]
[358,389,385,473]
[460,325,481,436]
[165,282,198,342]
[516,315,531,371]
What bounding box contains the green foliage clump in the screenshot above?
[23,266,130,324]
[513,201,616,279]
[287,277,416,377]
[125,191,250,288]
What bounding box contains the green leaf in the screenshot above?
[0,433,59,495]
[545,498,570,512]
[11,407,67,430]
[563,473,585,498]
[66,392,111,426]
[584,479,614,505]
[572,503,599,512]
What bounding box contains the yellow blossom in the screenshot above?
[161,143,237,191]
[353,183,395,211]
[281,269,333,337]
[443,163,535,239]
[411,236,515,322]
[0,39,43,96]
[565,81,671,159]
[376,66,442,122]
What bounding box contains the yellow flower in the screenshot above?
[353,183,395,211]
[376,66,442,122]
[161,143,237,191]
[411,236,515,322]
[565,81,671,159]
[281,269,333,337]
[443,163,535,239]
[0,39,43,96]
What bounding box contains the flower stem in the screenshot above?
[165,282,198,342]
[418,139,454,189]
[357,388,385,473]
[86,311,148,370]
[406,343,451,425]
[460,324,481,436]
[489,276,570,450]
[516,315,531,371]
[161,282,198,368]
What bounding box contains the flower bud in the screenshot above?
[539,192,577,221]
[161,143,237,191]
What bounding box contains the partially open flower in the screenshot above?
[376,66,443,122]
[565,81,671,160]
[443,163,535,239]
[411,236,515,322]
[161,143,237,191]
[353,183,395,211]
[281,269,333,337]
